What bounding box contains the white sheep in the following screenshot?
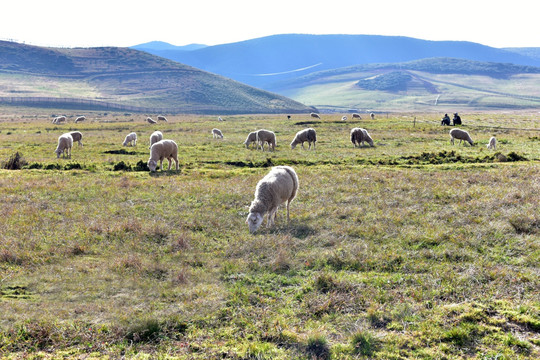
[149,130,163,149]
[370,112,375,120]
[449,128,474,146]
[148,139,179,172]
[212,128,224,139]
[123,132,137,146]
[246,166,299,233]
[256,129,276,151]
[290,128,316,150]
[244,131,258,149]
[352,113,362,119]
[487,136,497,150]
[55,133,73,158]
[350,127,374,147]
[52,116,66,124]
[218,116,224,121]
[157,115,168,122]
[146,117,157,124]
[341,116,347,121]
[75,116,86,123]
[310,112,321,119]
[68,131,83,147]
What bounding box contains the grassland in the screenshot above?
[0,109,539,359]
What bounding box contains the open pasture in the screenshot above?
[0,110,539,359]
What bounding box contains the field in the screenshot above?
[0,109,539,359]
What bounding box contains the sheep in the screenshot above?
[212,128,224,139]
[147,139,179,172]
[352,113,362,119]
[157,115,168,122]
[218,116,224,121]
[370,112,375,120]
[290,128,316,150]
[449,128,474,146]
[75,116,86,123]
[487,136,497,150]
[246,165,299,233]
[350,127,374,147]
[341,116,348,121]
[55,133,73,158]
[244,131,258,149]
[68,131,83,147]
[310,112,321,119]
[123,132,137,146]
[149,130,163,149]
[256,129,276,151]
[146,117,157,124]
[52,115,66,124]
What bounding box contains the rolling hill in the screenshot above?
[133,34,540,91]
[0,40,315,114]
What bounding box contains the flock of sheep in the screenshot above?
[51,112,499,233]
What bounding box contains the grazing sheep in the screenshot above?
[218,116,224,121]
[290,128,316,150]
[149,130,163,149]
[246,165,299,233]
[256,129,276,151]
[244,131,258,149]
[148,139,179,172]
[52,116,66,124]
[487,136,497,150]
[55,133,73,158]
[350,127,374,147]
[75,116,86,123]
[68,131,83,147]
[310,112,321,119]
[370,112,375,120]
[352,113,362,119]
[212,128,224,139]
[146,117,157,124]
[123,132,137,146]
[450,128,474,146]
[157,115,168,122]
[453,113,462,126]
[341,116,347,121]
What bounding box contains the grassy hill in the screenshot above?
[0,40,315,114]
[273,58,540,112]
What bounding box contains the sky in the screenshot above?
[1,0,538,49]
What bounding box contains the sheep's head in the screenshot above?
[246,212,264,233]
[54,149,61,158]
[148,159,158,172]
[290,141,297,150]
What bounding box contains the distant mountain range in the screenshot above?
[0,40,314,114]
[131,34,540,91]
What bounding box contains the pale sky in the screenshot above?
[1,0,538,48]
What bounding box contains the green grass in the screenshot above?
[0,109,539,359]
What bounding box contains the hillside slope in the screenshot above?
[134,34,540,90]
[0,40,314,114]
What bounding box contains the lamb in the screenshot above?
[341,116,347,121]
[147,139,179,172]
[55,133,73,158]
[244,131,258,149]
[157,115,168,122]
[449,128,474,146]
[350,127,374,147]
[352,113,362,119]
[246,166,299,233]
[68,131,83,147]
[52,116,66,124]
[212,128,224,139]
[149,130,163,149]
[370,112,375,120]
[75,116,86,123]
[122,132,137,146]
[290,128,316,150]
[487,136,497,150]
[256,129,276,151]
[146,117,157,124]
[310,112,321,119]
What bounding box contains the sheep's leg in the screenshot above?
[286,200,290,224]
[301,142,305,150]
[167,158,172,170]
[451,137,454,145]
[159,159,164,171]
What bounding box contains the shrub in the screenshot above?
[351,331,379,356]
[3,152,27,170]
[306,334,331,359]
[113,161,131,171]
